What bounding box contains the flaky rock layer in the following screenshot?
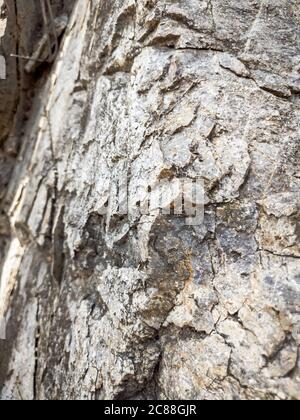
[0,0,299,400]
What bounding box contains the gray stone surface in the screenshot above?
[0,0,299,400]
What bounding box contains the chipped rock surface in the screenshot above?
[0,0,299,400]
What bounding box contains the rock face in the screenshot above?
[0,0,299,400]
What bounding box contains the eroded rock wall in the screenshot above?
[0,0,299,400]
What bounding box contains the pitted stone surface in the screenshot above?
[0,0,299,400]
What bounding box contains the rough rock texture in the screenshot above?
[0,0,299,400]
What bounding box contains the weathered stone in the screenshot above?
[0,0,299,401]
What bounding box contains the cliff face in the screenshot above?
[0,0,299,400]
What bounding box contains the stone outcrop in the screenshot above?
[0,0,299,400]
